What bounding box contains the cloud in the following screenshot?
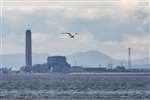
[1,1,149,60]
[31,31,97,55]
[98,34,149,60]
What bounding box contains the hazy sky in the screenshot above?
[1,0,149,60]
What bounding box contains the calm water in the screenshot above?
[0,73,150,100]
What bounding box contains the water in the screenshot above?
[0,73,150,100]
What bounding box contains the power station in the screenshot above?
[21,29,139,73]
[23,29,71,73]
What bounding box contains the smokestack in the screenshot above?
[128,48,131,68]
[26,30,32,67]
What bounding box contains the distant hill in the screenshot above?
[0,50,149,70]
[67,50,115,66]
[67,51,150,68]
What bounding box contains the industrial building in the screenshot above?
[47,56,71,72]
[21,56,71,73]
[22,29,71,73]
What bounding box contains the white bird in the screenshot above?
[61,32,78,38]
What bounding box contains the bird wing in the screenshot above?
[67,33,73,37]
[61,32,73,36]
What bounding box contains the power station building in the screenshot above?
[30,56,71,73]
[47,56,71,73]
[21,29,71,73]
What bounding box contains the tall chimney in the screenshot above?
[128,48,131,68]
[26,30,32,67]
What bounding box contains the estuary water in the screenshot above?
[0,73,150,100]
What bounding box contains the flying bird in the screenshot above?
[61,32,78,38]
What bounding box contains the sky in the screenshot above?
[1,0,149,60]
